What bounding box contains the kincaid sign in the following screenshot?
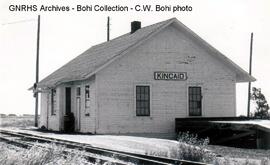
[154,72,187,81]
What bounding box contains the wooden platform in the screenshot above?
[175,117,258,148]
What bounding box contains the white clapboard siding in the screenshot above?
[95,24,236,134]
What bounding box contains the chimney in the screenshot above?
[131,21,141,34]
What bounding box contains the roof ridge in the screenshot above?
[91,17,176,49]
[81,18,176,79]
[172,19,255,82]
[36,18,176,88]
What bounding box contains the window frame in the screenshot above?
[188,86,203,117]
[76,86,81,97]
[135,85,151,117]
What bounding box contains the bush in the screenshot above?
[177,132,216,163]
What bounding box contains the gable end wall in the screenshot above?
[95,24,237,134]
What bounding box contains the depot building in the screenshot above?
[35,18,255,136]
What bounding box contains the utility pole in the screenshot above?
[107,16,110,41]
[247,32,253,118]
[34,15,40,127]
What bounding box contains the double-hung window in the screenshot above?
[188,86,202,116]
[136,86,150,116]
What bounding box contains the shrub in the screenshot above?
[177,132,216,163]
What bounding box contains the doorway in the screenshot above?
[65,87,71,115]
[64,87,74,132]
[76,87,81,131]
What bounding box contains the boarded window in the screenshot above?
[85,85,90,116]
[189,86,202,116]
[136,86,150,116]
[51,89,56,115]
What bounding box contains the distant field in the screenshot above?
[0,116,35,128]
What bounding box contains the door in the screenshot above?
[65,87,71,115]
[76,87,81,131]
[188,86,202,116]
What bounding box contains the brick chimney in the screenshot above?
[131,21,141,34]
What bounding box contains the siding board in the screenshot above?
[96,25,236,134]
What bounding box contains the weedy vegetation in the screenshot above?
[177,132,270,165]
[0,142,93,165]
[0,142,128,165]
[177,132,216,163]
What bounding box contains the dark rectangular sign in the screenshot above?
[154,72,187,81]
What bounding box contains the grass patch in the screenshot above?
[0,142,94,165]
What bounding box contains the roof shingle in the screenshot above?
[38,18,175,88]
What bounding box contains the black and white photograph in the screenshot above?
[1,0,270,164]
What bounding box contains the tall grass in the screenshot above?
[177,132,270,165]
[177,132,216,163]
[0,143,94,165]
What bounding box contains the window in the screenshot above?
[188,87,202,116]
[51,89,56,115]
[85,85,90,107]
[76,87,81,97]
[85,85,90,116]
[136,86,150,116]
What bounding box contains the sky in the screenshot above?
[0,0,269,116]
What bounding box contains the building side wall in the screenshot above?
[43,86,62,131]
[96,24,237,134]
[39,78,96,133]
[39,92,48,128]
[70,78,96,133]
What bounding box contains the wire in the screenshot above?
[1,18,36,26]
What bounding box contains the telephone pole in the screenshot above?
[34,15,40,127]
[107,16,110,41]
[247,32,253,118]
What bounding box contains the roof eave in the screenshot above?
[236,74,256,83]
[171,19,257,84]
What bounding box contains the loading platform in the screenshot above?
[175,117,270,149]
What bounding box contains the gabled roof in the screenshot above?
[37,18,255,88]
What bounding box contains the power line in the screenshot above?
[1,18,36,26]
